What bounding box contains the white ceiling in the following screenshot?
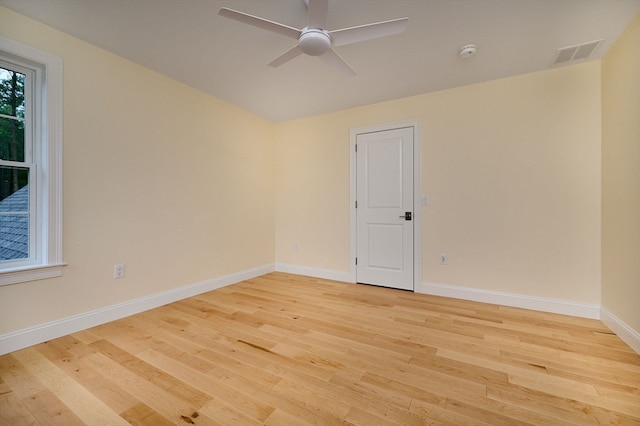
[2,0,639,122]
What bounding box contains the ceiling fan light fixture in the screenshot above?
[299,29,331,56]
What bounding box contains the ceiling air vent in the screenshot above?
[552,39,603,66]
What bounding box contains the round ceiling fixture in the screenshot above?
[459,44,477,58]
[299,29,331,56]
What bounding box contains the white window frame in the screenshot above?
[0,36,64,285]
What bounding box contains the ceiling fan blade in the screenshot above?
[268,45,304,68]
[307,0,329,29]
[320,48,356,77]
[219,7,300,40]
[329,17,409,47]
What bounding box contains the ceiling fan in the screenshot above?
[219,0,409,76]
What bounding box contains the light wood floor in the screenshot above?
[1,272,639,425]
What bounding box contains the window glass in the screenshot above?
[0,67,26,162]
[0,63,33,264]
[0,165,30,260]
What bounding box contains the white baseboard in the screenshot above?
[417,281,601,320]
[275,263,352,283]
[600,307,640,355]
[0,264,275,355]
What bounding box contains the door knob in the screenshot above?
[399,212,412,221]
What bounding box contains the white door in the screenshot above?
[356,127,414,290]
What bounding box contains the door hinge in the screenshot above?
[355,200,358,208]
[355,144,357,152]
[355,257,358,265]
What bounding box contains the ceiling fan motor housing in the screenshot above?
[299,28,331,56]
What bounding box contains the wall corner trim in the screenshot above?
[0,264,275,355]
[600,306,640,355]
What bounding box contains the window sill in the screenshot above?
[0,263,66,286]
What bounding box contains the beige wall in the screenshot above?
[601,13,640,332]
[0,7,275,334]
[276,62,602,304]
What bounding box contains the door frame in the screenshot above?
[349,119,422,290]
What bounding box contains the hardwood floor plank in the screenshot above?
[90,339,212,408]
[487,380,640,425]
[13,347,129,425]
[77,375,139,417]
[20,388,85,425]
[137,348,275,422]
[444,396,536,426]
[509,373,640,418]
[33,339,140,416]
[360,371,448,408]
[500,348,636,385]
[254,386,340,425]
[271,377,353,422]
[263,407,316,426]
[409,397,487,426]
[1,272,638,425]
[120,402,175,426]
[197,397,264,426]
[343,405,404,426]
[82,350,204,424]
[327,372,432,426]
[70,329,102,346]
[0,353,46,400]
[408,350,510,386]
[0,388,41,425]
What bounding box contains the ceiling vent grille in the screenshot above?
[552,39,603,66]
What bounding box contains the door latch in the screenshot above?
[399,212,412,221]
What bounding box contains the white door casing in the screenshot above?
[351,122,419,291]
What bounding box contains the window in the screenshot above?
[0,37,63,285]
[1,63,34,264]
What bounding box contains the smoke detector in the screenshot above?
[459,44,477,58]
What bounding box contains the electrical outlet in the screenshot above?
[114,264,125,279]
[293,242,300,252]
[439,254,448,265]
